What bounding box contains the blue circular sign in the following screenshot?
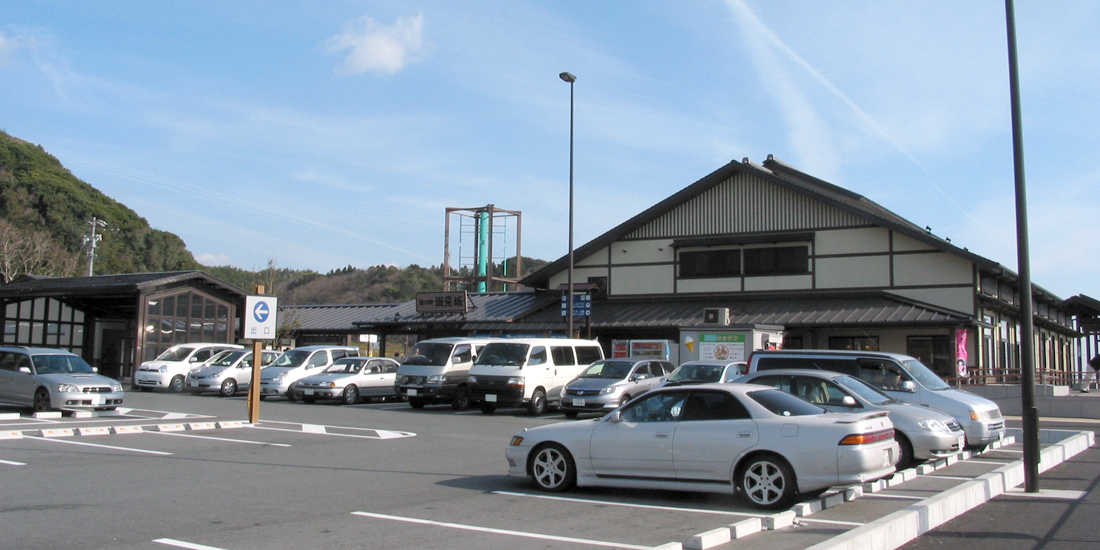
[253,301,270,323]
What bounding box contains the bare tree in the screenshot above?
[0,219,80,283]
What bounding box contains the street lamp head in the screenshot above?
[559,72,576,83]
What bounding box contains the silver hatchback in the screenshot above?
[0,347,125,412]
[560,358,674,418]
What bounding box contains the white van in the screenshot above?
[395,337,499,410]
[747,349,1005,448]
[467,338,604,415]
[134,343,244,393]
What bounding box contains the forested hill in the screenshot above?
[0,130,200,280]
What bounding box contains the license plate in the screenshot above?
[189,381,198,387]
[304,389,314,395]
[572,399,585,407]
[958,436,966,449]
[486,394,497,403]
[883,449,892,468]
[407,389,418,396]
[90,395,103,405]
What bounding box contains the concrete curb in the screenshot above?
[801,429,1095,550]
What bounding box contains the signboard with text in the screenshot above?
[416,291,470,313]
[243,295,278,340]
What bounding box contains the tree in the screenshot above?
[0,218,80,282]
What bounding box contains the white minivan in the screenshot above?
[747,349,1005,448]
[395,337,499,410]
[467,338,604,415]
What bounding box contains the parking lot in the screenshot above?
[0,391,1093,550]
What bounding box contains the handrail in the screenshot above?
[946,366,1095,387]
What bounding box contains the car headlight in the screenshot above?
[971,409,994,421]
[506,376,524,388]
[468,375,478,384]
[917,418,951,433]
[158,365,168,373]
[599,387,619,395]
[111,382,124,392]
[324,382,336,388]
[427,375,444,383]
[57,383,81,393]
[509,435,525,446]
[273,373,285,382]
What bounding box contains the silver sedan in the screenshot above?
[294,357,401,405]
[736,369,965,468]
[506,383,899,510]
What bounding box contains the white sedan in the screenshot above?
[506,383,899,509]
[293,357,401,405]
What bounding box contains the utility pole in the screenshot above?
[81,217,107,276]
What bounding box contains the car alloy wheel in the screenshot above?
[33,388,52,412]
[220,379,237,397]
[342,385,359,405]
[740,455,796,509]
[169,375,185,393]
[530,443,576,492]
[528,388,547,416]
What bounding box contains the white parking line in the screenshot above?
[146,430,292,447]
[352,511,658,550]
[0,458,26,466]
[22,435,173,455]
[154,538,228,550]
[494,491,762,518]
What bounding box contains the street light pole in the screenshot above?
[560,71,576,338]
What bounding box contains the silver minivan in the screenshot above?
[747,349,1005,448]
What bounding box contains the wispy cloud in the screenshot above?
[0,31,18,64]
[325,14,427,76]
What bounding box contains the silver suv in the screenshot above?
[0,346,125,412]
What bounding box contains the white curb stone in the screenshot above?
[729,518,762,539]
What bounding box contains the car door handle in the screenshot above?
[738,432,753,438]
[655,433,670,439]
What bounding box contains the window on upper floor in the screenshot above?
[743,246,809,276]
[679,249,741,278]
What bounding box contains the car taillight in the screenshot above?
[839,429,895,445]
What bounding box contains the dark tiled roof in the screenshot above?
[354,291,559,328]
[279,304,399,331]
[0,271,248,297]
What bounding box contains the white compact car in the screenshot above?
[506,383,898,509]
[294,357,401,404]
[186,349,281,397]
[134,343,243,393]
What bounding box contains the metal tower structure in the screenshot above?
[443,205,522,293]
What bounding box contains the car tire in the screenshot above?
[529,443,576,492]
[480,402,496,414]
[528,388,547,416]
[896,432,915,470]
[563,410,579,419]
[285,385,297,402]
[219,379,238,397]
[33,388,52,412]
[619,394,631,407]
[342,385,359,405]
[409,398,425,409]
[258,395,267,401]
[738,454,797,510]
[451,386,472,410]
[168,375,185,393]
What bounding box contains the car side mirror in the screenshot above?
[607,410,622,423]
[92,367,99,373]
[841,396,858,407]
[189,357,200,362]
[18,366,31,374]
[631,374,649,382]
[900,380,917,393]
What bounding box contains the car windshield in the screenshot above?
[749,388,824,416]
[579,361,635,379]
[269,350,309,369]
[667,363,724,383]
[209,351,247,367]
[402,343,454,366]
[31,354,96,375]
[833,375,893,405]
[474,343,529,367]
[901,359,951,391]
[155,345,195,362]
[325,359,365,374]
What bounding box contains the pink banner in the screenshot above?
[955,329,969,377]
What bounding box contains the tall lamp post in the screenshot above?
[560,71,576,338]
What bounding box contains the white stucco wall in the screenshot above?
[611,239,675,265]
[815,256,891,288]
[815,227,891,255]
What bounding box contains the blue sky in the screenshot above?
[1,1,1098,300]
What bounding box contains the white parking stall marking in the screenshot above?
[0,458,27,466]
[154,538,228,550]
[493,490,762,518]
[22,435,173,455]
[248,421,415,440]
[352,511,658,550]
[146,430,292,447]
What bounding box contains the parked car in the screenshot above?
[134,343,244,393]
[259,345,359,401]
[294,357,401,404]
[0,346,124,412]
[186,349,281,397]
[395,337,499,410]
[747,350,1005,448]
[506,383,899,509]
[736,369,965,468]
[468,338,605,415]
[559,357,674,418]
[650,360,744,390]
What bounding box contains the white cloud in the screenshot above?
[325,14,426,76]
[0,31,16,64]
[195,253,232,266]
